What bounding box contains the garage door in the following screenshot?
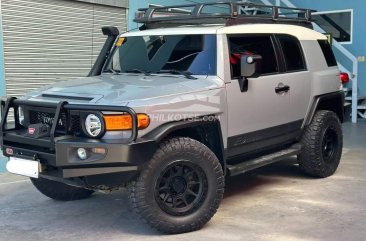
[1,0,127,98]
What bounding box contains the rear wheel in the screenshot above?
[298,110,343,177]
[30,177,94,201]
[128,137,224,234]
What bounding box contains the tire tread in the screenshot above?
[128,137,224,234]
[298,110,343,177]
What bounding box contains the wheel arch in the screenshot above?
[305,91,345,126]
[142,118,226,175]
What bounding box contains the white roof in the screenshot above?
[121,24,326,41]
[217,24,327,40]
[121,25,221,37]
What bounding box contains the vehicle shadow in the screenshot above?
[0,157,315,238]
[224,156,313,198]
[109,156,313,235]
[115,157,313,235]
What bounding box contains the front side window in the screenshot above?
[228,35,279,79]
[277,35,306,72]
[104,34,217,75]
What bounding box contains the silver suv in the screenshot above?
[1,3,345,234]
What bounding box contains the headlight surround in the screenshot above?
[82,113,105,138]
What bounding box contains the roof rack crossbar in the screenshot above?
[134,2,316,26]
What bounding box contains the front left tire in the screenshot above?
[128,137,225,234]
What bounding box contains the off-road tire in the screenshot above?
[128,137,225,234]
[298,110,343,178]
[30,177,94,201]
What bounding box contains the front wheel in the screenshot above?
[128,137,225,234]
[298,110,343,178]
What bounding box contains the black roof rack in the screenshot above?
[134,2,316,29]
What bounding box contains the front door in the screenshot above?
[225,34,292,158]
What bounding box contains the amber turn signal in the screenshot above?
[104,114,150,131]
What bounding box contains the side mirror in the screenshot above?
[238,54,262,92]
[240,54,262,78]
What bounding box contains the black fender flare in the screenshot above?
[142,118,226,174]
[304,91,345,127]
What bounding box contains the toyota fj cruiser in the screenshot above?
[1,3,345,234]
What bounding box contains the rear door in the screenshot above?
[275,35,311,125]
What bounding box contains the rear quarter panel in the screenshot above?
[301,40,341,127]
[302,40,341,96]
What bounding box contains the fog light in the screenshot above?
[77,148,88,160]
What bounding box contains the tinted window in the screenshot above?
[318,40,338,67]
[228,35,278,78]
[278,35,306,72]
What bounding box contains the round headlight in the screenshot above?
[84,114,104,138]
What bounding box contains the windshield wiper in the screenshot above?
[125,69,151,76]
[157,69,197,80]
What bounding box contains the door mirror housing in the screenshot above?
[238,54,262,93]
[240,54,262,78]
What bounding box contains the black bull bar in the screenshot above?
[0,97,139,144]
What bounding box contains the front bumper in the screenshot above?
[2,131,158,178]
[1,97,158,179]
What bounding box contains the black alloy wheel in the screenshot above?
[322,127,339,163]
[155,161,208,216]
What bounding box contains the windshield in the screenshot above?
[104,34,217,76]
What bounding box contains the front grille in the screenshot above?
[28,110,81,134]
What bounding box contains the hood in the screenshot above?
[24,74,223,105]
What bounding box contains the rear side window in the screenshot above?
[277,35,306,72]
[228,35,279,78]
[318,40,338,67]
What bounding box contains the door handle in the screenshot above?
[275,85,290,94]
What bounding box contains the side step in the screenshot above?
[227,144,303,177]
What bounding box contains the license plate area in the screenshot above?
[6,157,40,178]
